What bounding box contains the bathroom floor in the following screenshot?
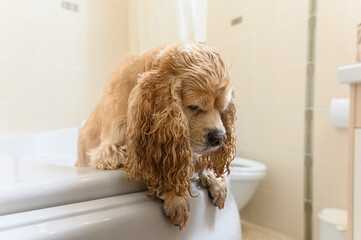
[242,221,298,240]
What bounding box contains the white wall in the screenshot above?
[0,0,130,133]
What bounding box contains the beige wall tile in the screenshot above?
[257,0,308,31]
[313,109,349,159]
[0,0,130,133]
[7,106,39,133]
[0,61,25,104]
[317,0,352,13]
[256,20,308,71]
[235,110,257,149]
[241,149,304,198]
[55,28,89,68]
[0,2,10,57]
[36,22,59,64]
[241,188,282,230]
[281,194,304,239]
[239,149,284,191]
[252,66,306,110]
[276,65,306,109]
[278,0,309,24]
[316,2,361,61]
[315,11,336,61]
[246,110,304,153]
[220,36,257,78]
[207,16,225,47]
[313,156,348,208]
[55,68,93,109]
[6,1,38,61]
[256,31,279,71]
[207,1,258,47]
[257,0,278,31]
[314,57,353,108]
[241,188,304,239]
[278,20,308,67]
[313,156,333,207]
[281,111,305,153]
[37,106,60,131]
[37,65,59,107]
[332,158,349,207]
[20,63,43,106]
[207,0,222,15]
[227,1,258,40]
[256,150,284,191]
[253,70,278,109]
[283,154,304,198]
[0,105,9,133]
[333,3,361,58]
[233,74,254,111]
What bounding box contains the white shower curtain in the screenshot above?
[128,0,208,53]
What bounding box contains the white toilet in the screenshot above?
[229,157,267,211]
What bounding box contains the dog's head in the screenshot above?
[125,42,236,196]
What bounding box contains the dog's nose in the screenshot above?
[208,131,227,147]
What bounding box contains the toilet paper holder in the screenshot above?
[329,98,350,128]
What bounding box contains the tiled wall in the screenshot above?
[313,1,361,239]
[0,0,130,133]
[208,0,360,239]
[207,0,308,238]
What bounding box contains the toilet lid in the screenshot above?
[230,157,267,172]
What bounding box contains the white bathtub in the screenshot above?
[0,128,241,240]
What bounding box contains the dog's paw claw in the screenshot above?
[207,179,227,209]
[162,196,190,230]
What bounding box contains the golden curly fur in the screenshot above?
[76,42,236,230]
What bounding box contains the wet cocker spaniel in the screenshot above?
[76,42,236,230]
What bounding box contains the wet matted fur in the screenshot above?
[76,41,236,229]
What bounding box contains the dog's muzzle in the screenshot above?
[207,131,227,147]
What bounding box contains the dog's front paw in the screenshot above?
[88,144,126,170]
[162,195,190,230]
[208,177,227,210]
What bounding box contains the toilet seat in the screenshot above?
[230,157,267,172]
[229,157,267,181]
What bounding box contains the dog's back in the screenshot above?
[76,44,171,167]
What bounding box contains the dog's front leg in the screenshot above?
[159,191,190,230]
[199,168,227,209]
[87,119,128,170]
[194,155,227,209]
[88,142,126,170]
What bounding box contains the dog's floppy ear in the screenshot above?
[125,70,193,197]
[205,92,236,177]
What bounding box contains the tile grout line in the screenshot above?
[304,0,317,239]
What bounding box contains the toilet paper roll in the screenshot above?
[329,98,350,128]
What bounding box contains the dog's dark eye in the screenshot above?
[188,105,202,114]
